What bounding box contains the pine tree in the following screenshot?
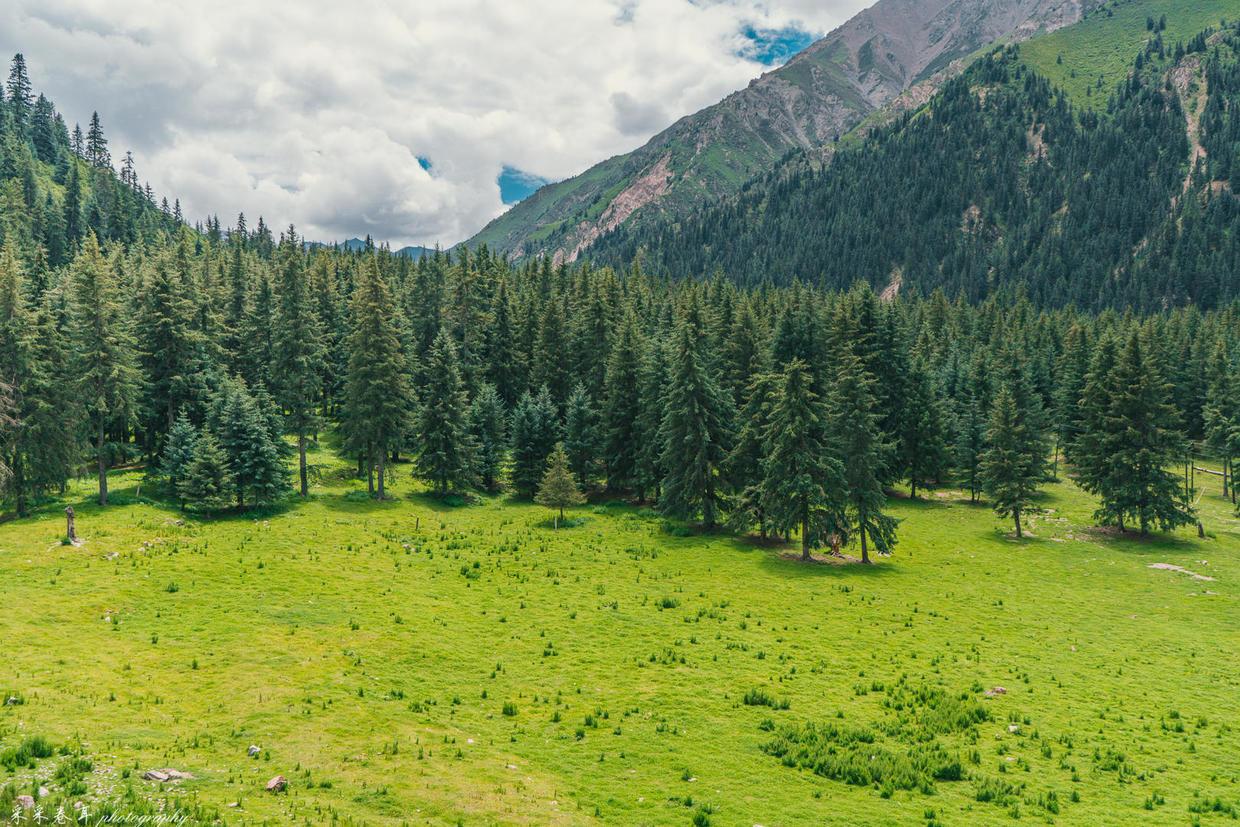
[603,311,643,491]
[469,383,507,492]
[1095,331,1195,533]
[178,430,235,512]
[85,112,109,169]
[981,386,1043,538]
[271,227,323,496]
[414,327,475,497]
[136,251,207,451]
[535,442,585,528]
[343,259,411,498]
[210,378,288,508]
[760,359,847,560]
[6,55,33,135]
[1072,335,1119,499]
[69,234,140,505]
[0,240,74,515]
[634,336,669,501]
[726,371,778,538]
[659,310,733,528]
[510,386,561,498]
[563,382,599,488]
[833,351,898,563]
[1202,343,1240,502]
[161,412,197,508]
[899,358,950,497]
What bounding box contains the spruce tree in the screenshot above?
[414,328,475,497]
[981,386,1043,538]
[1096,331,1195,533]
[161,412,197,509]
[0,241,74,515]
[271,227,323,497]
[603,311,643,491]
[760,359,847,560]
[535,442,585,528]
[136,251,207,450]
[659,310,733,528]
[210,378,288,508]
[726,371,778,539]
[178,430,235,512]
[563,382,599,488]
[899,357,950,497]
[833,351,898,563]
[510,386,561,498]
[469,383,507,492]
[343,259,411,498]
[69,234,140,505]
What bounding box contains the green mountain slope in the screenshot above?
[465,0,1097,261]
[586,6,1240,311]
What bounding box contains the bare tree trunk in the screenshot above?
[1013,508,1022,539]
[298,432,308,497]
[96,422,108,506]
[377,451,386,499]
[860,527,870,564]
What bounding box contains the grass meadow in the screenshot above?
[0,439,1237,825]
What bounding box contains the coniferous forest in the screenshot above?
[0,46,1231,544]
[4,8,1240,826]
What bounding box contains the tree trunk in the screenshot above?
[298,432,308,497]
[13,453,26,518]
[1013,508,1022,539]
[800,503,810,561]
[377,451,386,499]
[96,422,108,506]
[860,526,870,564]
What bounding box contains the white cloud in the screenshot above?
[0,0,869,247]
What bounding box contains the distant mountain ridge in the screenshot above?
[464,0,1096,262]
[307,237,435,259]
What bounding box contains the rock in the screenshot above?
[38,786,49,798]
[1007,724,1020,733]
[248,744,261,757]
[984,686,1007,697]
[15,795,34,809]
[266,775,287,793]
[4,696,18,705]
[143,768,192,782]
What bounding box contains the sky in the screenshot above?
[0,0,871,248]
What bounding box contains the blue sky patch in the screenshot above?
[417,155,432,172]
[498,165,551,205]
[739,24,816,66]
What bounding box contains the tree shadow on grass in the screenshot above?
[754,546,899,580]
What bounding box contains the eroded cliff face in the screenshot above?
[466,0,1095,263]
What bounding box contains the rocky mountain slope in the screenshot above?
[465,0,1095,261]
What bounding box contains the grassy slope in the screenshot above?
[0,440,1237,825]
[1021,0,1240,107]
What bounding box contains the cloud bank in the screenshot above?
[0,0,869,247]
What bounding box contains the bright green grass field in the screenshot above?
[1,441,1238,826]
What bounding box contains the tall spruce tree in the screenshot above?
[415,327,475,497]
[69,234,140,505]
[510,386,561,498]
[178,430,235,512]
[981,386,1044,538]
[760,359,847,560]
[271,227,323,496]
[343,259,411,498]
[210,378,288,509]
[833,351,898,563]
[659,308,733,528]
[1094,331,1195,533]
[563,382,599,488]
[160,412,197,509]
[603,311,643,491]
[469,383,507,492]
[899,357,950,497]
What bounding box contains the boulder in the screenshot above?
[248,744,261,757]
[266,775,287,793]
[15,795,33,809]
[984,686,1007,697]
[143,770,169,782]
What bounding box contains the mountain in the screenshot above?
[586,7,1240,311]
[464,0,1096,261]
[307,237,435,258]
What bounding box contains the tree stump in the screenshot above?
[65,506,76,542]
